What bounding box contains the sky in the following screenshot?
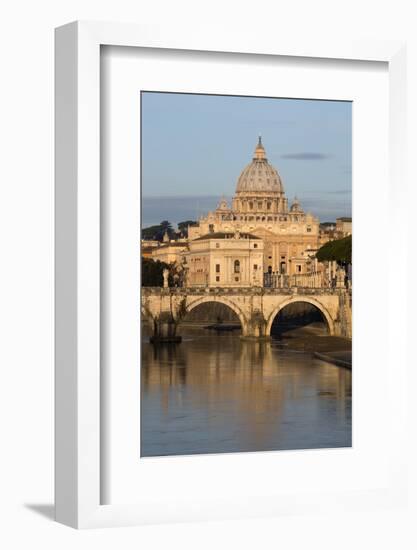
[141,92,352,226]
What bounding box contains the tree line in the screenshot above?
[142,220,198,241]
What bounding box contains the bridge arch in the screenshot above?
[266,296,335,336]
[183,295,248,332]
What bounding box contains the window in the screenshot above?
[215,243,220,248]
[249,202,253,210]
[216,276,220,282]
[253,264,258,270]
[297,265,302,273]
[307,226,312,232]
[235,277,239,282]
[267,202,271,210]
[234,260,240,273]
[253,243,258,248]
[258,202,263,209]
[215,264,220,273]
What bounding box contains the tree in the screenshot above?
[177,220,198,238]
[159,220,172,232]
[141,258,178,287]
[316,235,352,265]
[142,220,175,242]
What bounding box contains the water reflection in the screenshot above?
[141,327,351,457]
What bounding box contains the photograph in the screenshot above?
[140,91,352,458]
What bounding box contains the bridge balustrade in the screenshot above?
[142,286,342,297]
[263,270,327,289]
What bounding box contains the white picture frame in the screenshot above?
[55,21,407,529]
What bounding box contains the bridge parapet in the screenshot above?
[141,286,342,297]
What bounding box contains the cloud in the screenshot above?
[280,152,331,160]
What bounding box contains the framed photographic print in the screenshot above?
[55,21,408,528]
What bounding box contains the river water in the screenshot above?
[141,327,352,457]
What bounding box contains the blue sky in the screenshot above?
[141,92,351,224]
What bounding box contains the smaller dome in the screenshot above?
[216,198,230,211]
[290,197,303,213]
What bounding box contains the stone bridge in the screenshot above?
[142,287,352,340]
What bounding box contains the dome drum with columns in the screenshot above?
[187,138,320,276]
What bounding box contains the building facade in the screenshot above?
[336,217,352,236]
[141,239,160,259]
[185,231,264,287]
[151,241,188,265]
[188,137,320,276]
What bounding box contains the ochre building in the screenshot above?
[186,231,264,287]
[188,138,320,276]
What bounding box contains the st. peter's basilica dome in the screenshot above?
[235,137,284,195]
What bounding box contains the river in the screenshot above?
[141,326,352,457]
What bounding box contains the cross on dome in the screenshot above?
[254,135,266,160]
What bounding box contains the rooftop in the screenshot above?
[154,241,189,248]
[193,231,261,241]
